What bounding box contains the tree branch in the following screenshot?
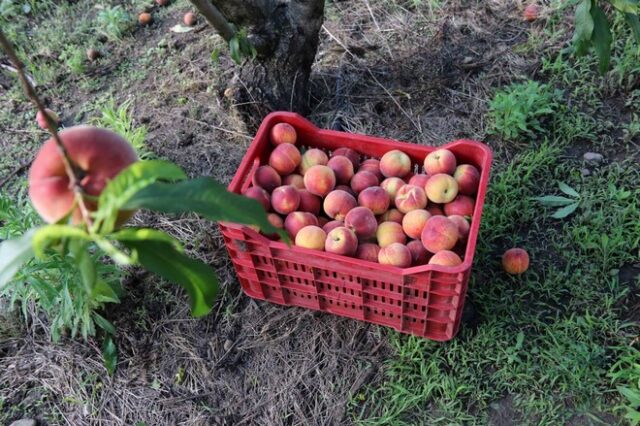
[188,0,236,41]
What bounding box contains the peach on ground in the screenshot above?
[378,243,412,268]
[425,173,458,204]
[344,206,378,241]
[323,219,344,234]
[407,240,431,265]
[447,215,470,241]
[243,186,270,212]
[335,184,356,196]
[323,189,357,220]
[358,186,390,215]
[299,148,329,175]
[453,164,480,196]
[380,150,412,178]
[502,248,530,275]
[325,227,358,256]
[395,184,428,213]
[332,147,360,169]
[402,209,431,239]
[408,174,429,188]
[36,108,60,130]
[428,250,462,266]
[269,143,301,175]
[355,243,381,262]
[252,165,281,192]
[282,173,304,189]
[359,159,383,180]
[295,225,326,250]
[380,177,405,205]
[444,194,475,217]
[271,185,300,215]
[350,170,379,194]
[377,208,404,224]
[327,155,354,184]
[270,123,297,145]
[138,12,152,25]
[298,189,322,215]
[421,216,459,253]
[523,3,540,21]
[284,211,319,239]
[426,204,445,216]
[423,148,457,175]
[183,12,197,26]
[303,165,336,197]
[376,221,406,248]
[28,126,138,224]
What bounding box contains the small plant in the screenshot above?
[59,46,85,75]
[229,28,256,64]
[91,98,152,159]
[534,181,581,219]
[486,80,562,140]
[96,5,132,41]
[609,347,640,425]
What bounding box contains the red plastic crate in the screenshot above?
[219,112,492,341]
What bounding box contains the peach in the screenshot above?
[426,204,445,216]
[408,174,429,188]
[299,148,329,175]
[378,243,412,268]
[359,159,383,180]
[428,250,462,266]
[323,219,344,234]
[344,206,378,241]
[36,108,60,130]
[402,209,431,239]
[424,148,456,175]
[282,173,304,190]
[271,185,300,214]
[447,215,470,241]
[243,186,270,212]
[295,225,326,250]
[376,221,406,248]
[444,194,475,217]
[407,240,430,265]
[284,211,319,239]
[335,184,356,196]
[502,248,530,275]
[380,150,412,178]
[453,164,480,196]
[523,3,540,21]
[269,143,301,175]
[267,213,284,229]
[323,189,357,220]
[395,184,428,213]
[420,216,459,253]
[270,122,297,145]
[332,147,360,169]
[183,12,197,26]
[380,177,405,205]
[327,155,354,184]
[28,126,138,224]
[87,48,101,61]
[298,189,322,215]
[377,208,404,224]
[318,216,330,227]
[350,170,379,194]
[355,243,381,262]
[325,226,358,256]
[252,165,281,192]
[304,165,336,197]
[358,186,390,215]
[425,173,458,204]
[138,12,152,25]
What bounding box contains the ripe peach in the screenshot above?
[264,213,284,239]
[426,204,445,216]
[183,12,197,26]
[407,240,430,265]
[243,186,270,212]
[395,184,428,213]
[303,165,336,197]
[380,177,405,205]
[138,12,152,25]
[523,3,540,22]
[350,170,379,194]
[36,108,60,130]
[325,226,358,256]
[344,206,378,241]
[378,243,412,268]
[252,165,281,192]
[327,155,354,184]
[424,149,456,175]
[444,194,475,217]
[298,189,322,215]
[359,159,383,180]
[453,164,480,196]
[282,173,304,190]
[408,173,429,188]
[323,189,357,220]
[335,184,356,196]
[270,123,297,145]
[358,186,390,215]
[332,147,360,169]
[447,215,470,241]
[269,143,301,175]
[420,216,459,253]
[295,225,326,250]
[402,209,431,239]
[323,219,344,234]
[429,250,462,266]
[425,173,458,204]
[285,211,319,239]
[502,248,530,275]
[299,148,328,175]
[355,243,381,262]
[271,185,300,215]
[380,150,412,178]
[377,208,404,224]
[376,221,406,248]
[318,216,330,227]
[28,126,138,224]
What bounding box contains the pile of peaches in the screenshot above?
[242,122,482,269]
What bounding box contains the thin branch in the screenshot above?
[0,29,94,228]
[188,0,236,42]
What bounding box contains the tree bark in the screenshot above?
[212,0,325,115]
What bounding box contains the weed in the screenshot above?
[91,98,152,159]
[59,45,85,75]
[609,347,640,425]
[96,5,131,41]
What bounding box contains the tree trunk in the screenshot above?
[213,0,325,115]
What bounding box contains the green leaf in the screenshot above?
[590,4,613,74]
[119,238,218,317]
[72,241,97,295]
[611,0,639,14]
[93,312,116,335]
[229,36,241,64]
[552,202,580,219]
[625,13,640,44]
[32,225,92,258]
[110,227,183,251]
[102,334,118,376]
[558,181,580,198]
[534,195,576,206]
[123,177,289,242]
[618,386,640,406]
[0,229,36,290]
[93,280,120,304]
[575,0,594,43]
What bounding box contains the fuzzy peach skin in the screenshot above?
[453,164,480,196]
[271,185,300,215]
[428,250,462,266]
[325,226,358,256]
[29,126,138,224]
[420,215,459,253]
[377,208,404,224]
[376,221,406,248]
[425,173,458,204]
[378,243,412,268]
[423,148,456,175]
[322,219,344,234]
[252,165,281,192]
[358,186,390,215]
[269,143,301,175]
[332,147,360,169]
[408,173,429,188]
[327,155,355,184]
[447,215,470,241]
[243,186,271,212]
[335,184,356,196]
[350,170,379,194]
[444,194,475,217]
[502,248,530,275]
[344,206,378,241]
[407,240,431,265]
[402,209,431,239]
[295,225,326,250]
[380,177,405,205]
[426,204,445,216]
[323,189,357,220]
[317,216,330,227]
[298,189,322,215]
[304,165,336,197]
[299,148,329,175]
[355,243,381,262]
[395,184,428,213]
[263,213,284,239]
[284,211,319,239]
[270,122,297,145]
[380,150,412,178]
[359,159,383,181]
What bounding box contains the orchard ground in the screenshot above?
[1,0,639,425]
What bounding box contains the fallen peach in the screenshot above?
[138,12,152,25]
[183,12,197,26]
[502,248,530,275]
